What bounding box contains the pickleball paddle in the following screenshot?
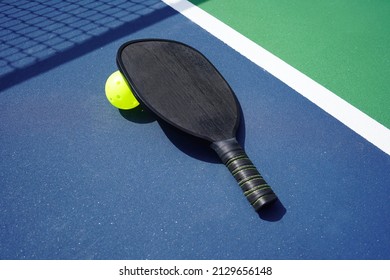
[117,39,278,211]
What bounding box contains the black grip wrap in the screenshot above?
[211,138,278,211]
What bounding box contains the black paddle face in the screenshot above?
[117,39,239,143]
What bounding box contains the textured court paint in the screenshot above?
[189,0,390,129]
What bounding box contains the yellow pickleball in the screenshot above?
[105,71,139,109]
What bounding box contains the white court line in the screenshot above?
[163,0,390,156]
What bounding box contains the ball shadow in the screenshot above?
[119,106,156,124]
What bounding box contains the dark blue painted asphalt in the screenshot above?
[1,0,389,259]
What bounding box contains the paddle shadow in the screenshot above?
[120,103,287,221]
[119,100,246,163]
[158,101,247,163]
[257,199,286,222]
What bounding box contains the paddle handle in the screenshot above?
[211,138,278,212]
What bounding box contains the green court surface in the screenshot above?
[189,0,390,128]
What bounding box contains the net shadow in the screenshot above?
[0,0,176,91]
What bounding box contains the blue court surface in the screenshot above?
[1,1,390,260]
